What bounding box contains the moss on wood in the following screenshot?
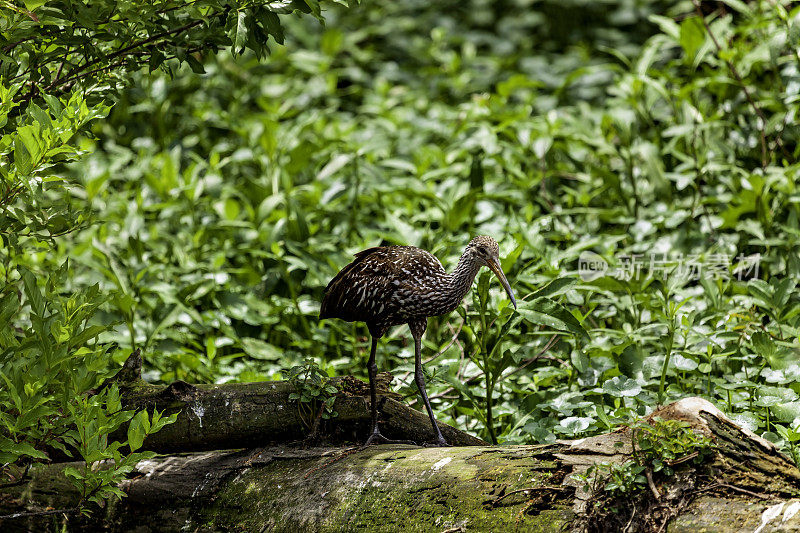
[202,445,575,532]
[4,397,800,532]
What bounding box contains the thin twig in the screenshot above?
[623,506,636,533]
[646,469,661,500]
[53,44,71,81]
[0,507,78,520]
[500,334,563,380]
[2,35,36,53]
[665,450,699,466]
[486,486,568,508]
[14,18,211,103]
[427,318,464,364]
[705,482,772,500]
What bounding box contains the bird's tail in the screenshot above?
[319,285,346,320]
[319,246,380,321]
[319,295,331,319]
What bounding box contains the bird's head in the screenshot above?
[467,235,517,309]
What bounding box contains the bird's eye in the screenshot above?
[477,246,487,255]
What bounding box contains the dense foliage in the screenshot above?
[50,0,800,453]
[3,0,800,512]
[0,0,346,514]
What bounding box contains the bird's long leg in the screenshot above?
[364,333,414,446]
[366,334,380,440]
[413,333,448,446]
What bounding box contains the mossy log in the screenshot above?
[3,398,800,532]
[105,350,486,450]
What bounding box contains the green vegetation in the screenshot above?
[633,417,714,476]
[282,359,340,431]
[1,0,348,514]
[575,417,713,497]
[3,0,800,514]
[574,417,715,530]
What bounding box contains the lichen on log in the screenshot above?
[3,397,800,532]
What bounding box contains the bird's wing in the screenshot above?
[321,247,397,321]
[320,246,444,323]
[323,247,383,293]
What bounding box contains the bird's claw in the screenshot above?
[363,431,416,447]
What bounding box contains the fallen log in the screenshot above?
[107,350,486,450]
[3,398,800,532]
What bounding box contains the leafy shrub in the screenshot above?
[1,0,350,514]
[282,359,340,430]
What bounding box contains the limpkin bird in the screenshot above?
[320,236,517,446]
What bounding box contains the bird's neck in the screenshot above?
[441,253,481,312]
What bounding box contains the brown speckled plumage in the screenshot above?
[320,235,516,446]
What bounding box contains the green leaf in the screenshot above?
[64,466,86,481]
[559,416,593,433]
[185,54,205,74]
[529,278,578,300]
[258,9,285,44]
[241,337,281,360]
[445,191,476,231]
[516,298,589,339]
[772,402,800,423]
[69,324,108,350]
[719,0,752,14]
[22,0,47,10]
[148,49,165,72]
[150,411,178,433]
[13,134,34,175]
[648,15,680,40]
[232,11,248,54]
[679,16,705,60]
[127,410,149,452]
[0,436,49,460]
[673,354,698,372]
[21,269,45,316]
[602,376,642,398]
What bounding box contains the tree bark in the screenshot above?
[113,378,486,450]
[3,397,800,532]
[103,350,486,451]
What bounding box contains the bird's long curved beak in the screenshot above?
[486,258,517,309]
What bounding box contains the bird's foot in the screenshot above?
[422,436,450,447]
[362,430,416,447]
